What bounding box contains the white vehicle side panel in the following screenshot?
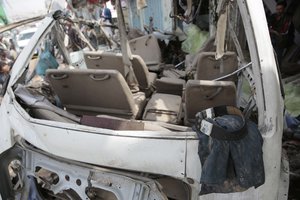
[238,0,285,200]
[0,95,14,152]
[7,98,202,181]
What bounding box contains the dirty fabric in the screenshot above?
[215,4,228,59]
[116,0,139,92]
[195,115,265,194]
[35,43,59,77]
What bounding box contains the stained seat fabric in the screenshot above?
[84,51,126,76]
[84,51,157,93]
[184,80,236,126]
[143,93,182,124]
[129,34,163,72]
[131,54,157,91]
[46,69,146,119]
[163,52,238,81]
[194,51,238,81]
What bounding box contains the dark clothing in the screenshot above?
[35,50,59,76]
[269,13,294,48]
[195,115,265,195]
[102,7,112,23]
[67,27,83,51]
[86,29,98,50]
[0,63,11,85]
[269,13,292,35]
[0,73,8,84]
[268,13,294,64]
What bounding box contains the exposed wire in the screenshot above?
[213,62,252,81]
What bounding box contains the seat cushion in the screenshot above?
[143,93,182,124]
[147,64,161,72]
[163,69,186,79]
[155,77,186,96]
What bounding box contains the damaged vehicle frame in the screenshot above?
[0,0,288,199]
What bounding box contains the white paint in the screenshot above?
[0,0,286,198]
[237,0,285,199]
[6,98,201,180]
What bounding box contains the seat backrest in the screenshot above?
[194,51,238,81]
[46,69,137,117]
[131,55,152,90]
[84,51,154,90]
[84,51,126,76]
[184,80,236,125]
[129,34,161,66]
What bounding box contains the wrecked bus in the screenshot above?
[0,0,288,199]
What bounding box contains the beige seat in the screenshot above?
[162,36,216,79]
[162,69,186,79]
[194,51,238,81]
[154,77,186,96]
[129,34,163,72]
[143,93,182,124]
[46,69,146,119]
[84,51,157,93]
[131,55,157,92]
[163,52,238,81]
[84,51,126,76]
[184,80,236,126]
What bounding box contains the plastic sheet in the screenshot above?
[181,24,208,54]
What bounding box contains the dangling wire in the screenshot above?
[169,0,203,24]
